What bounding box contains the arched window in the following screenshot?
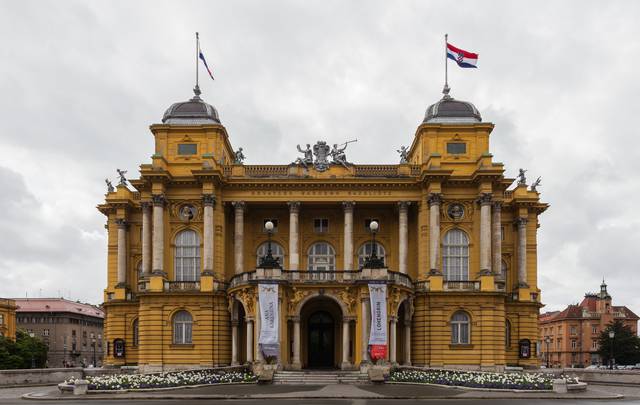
[132,319,139,347]
[307,242,336,271]
[256,242,285,268]
[173,311,193,344]
[505,319,511,348]
[442,229,469,281]
[357,242,386,268]
[451,311,470,344]
[174,230,200,281]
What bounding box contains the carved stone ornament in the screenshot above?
[477,193,493,206]
[178,204,197,222]
[336,288,356,316]
[427,193,442,206]
[312,141,331,172]
[288,287,311,315]
[235,288,255,316]
[202,194,216,207]
[151,194,166,207]
[447,203,465,220]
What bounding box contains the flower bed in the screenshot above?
[65,368,256,391]
[389,368,573,390]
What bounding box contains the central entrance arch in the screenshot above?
[307,311,334,368]
[298,296,346,369]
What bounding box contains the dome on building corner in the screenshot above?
[423,88,481,124]
[162,85,220,124]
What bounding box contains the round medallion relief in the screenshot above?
[447,203,465,220]
[179,204,197,222]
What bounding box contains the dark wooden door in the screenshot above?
[307,311,334,368]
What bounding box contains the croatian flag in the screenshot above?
[199,51,215,80]
[446,43,478,68]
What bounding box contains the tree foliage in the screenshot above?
[0,329,48,369]
[598,320,640,366]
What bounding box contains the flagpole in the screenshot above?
[195,32,200,95]
[443,33,450,97]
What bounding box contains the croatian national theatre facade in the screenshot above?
[99,85,548,372]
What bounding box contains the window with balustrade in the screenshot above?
[451,311,470,344]
[307,242,336,271]
[442,229,469,281]
[357,242,386,269]
[256,242,285,268]
[173,311,193,345]
[174,230,200,281]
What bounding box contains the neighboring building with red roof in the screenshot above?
[14,298,104,368]
[539,281,639,368]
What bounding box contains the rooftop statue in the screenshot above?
[294,144,313,168]
[234,147,245,164]
[397,146,409,164]
[105,178,114,193]
[531,176,542,192]
[517,168,527,185]
[116,169,128,186]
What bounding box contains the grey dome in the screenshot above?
[162,86,220,124]
[424,92,481,124]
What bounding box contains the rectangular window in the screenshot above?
[570,326,577,335]
[592,325,598,334]
[314,218,329,233]
[177,143,197,155]
[447,142,466,154]
[592,341,597,350]
[43,329,49,337]
[571,340,577,349]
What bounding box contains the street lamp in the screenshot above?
[545,336,551,368]
[92,337,97,368]
[259,221,281,269]
[363,221,384,269]
[28,332,36,369]
[609,330,615,370]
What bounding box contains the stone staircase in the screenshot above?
[273,370,370,385]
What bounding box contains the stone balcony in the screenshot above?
[228,268,413,290]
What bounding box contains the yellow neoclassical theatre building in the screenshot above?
[99,84,548,372]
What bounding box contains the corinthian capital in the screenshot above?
[427,193,442,207]
[514,217,528,227]
[151,194,166,207]
[477,193,493,206]
[202,194,216,207]
[115,218,128,229]
[287,201,301,213]
[232,201,246,211]
[342,201,355,211]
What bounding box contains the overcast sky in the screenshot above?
[1,1,639,314]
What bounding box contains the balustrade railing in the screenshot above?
[444,280,480,291]
[167,281,201,291]
[354,165,399,177]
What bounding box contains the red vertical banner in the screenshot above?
[368,284,388,361]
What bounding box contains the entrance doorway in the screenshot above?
[307,311,335,368]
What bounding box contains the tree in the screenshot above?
[0,330,48,369]
[598,320,640,366]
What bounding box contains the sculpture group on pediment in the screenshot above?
[293,140,357,172]
[105,178,114,193]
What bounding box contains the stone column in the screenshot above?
[516,217,529,287]
[231,320,239,365]
[151,194,166,275]
[479,193,493,275]
[389,317,397,363]
[255,303,264,362]
[492,202,503,275]
[246,320,254,363]
[203,194,216,275]
[292,317,301,368]
[343,202,355,270]
[141,203,151,278]
[398,202,410,274]
[428,193,442,274]
[360,298,370,363]
[232,201,246,275]
[341,320,350,369]
[288,202,301,271]
[404,322,412,365]
[115,219,127,286]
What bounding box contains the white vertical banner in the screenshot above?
[368,283,388,360]
[258,284,280,358]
